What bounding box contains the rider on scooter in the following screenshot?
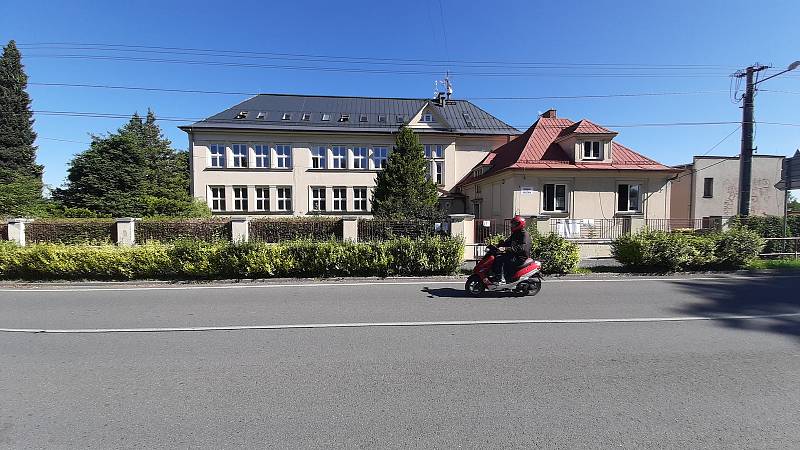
[491,215,532,283]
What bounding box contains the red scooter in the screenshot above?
[466,245,543,297]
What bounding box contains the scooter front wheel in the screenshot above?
[465,275,485,297]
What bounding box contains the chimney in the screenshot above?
[541,109,557,118]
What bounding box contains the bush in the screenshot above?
[483,231,578,274]
[0,237,464,281]
[612,228,763,272]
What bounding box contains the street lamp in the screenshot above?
[737,60,800,216]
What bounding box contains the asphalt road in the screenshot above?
[1,275,799,448]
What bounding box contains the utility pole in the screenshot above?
[735,64,768,216]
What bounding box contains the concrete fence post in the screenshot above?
[449,214,475,258]
[230,216,250,243]
[342,216,359,242]
[115,218,136,246]
[629,217,645,234]
[7,218,33,246]
[536,217,551,235]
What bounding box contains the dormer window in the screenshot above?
[282,113,291,121]
[396,115,405,123]
[463,113,474,127]
[321,113,331,121]
[256,112,265,119]
[359,114,368,123]
[235,111,248,119]
[378,114,386,123]
[583,141,602,160]
[339,114,350,122]
[421,113,434,123]
[301,113,311,121]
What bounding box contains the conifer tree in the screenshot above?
[372,126,440,219]
[0,40,44,216]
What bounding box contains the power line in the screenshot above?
[30,109,800,129]
[700,126,742,156]
[16,41,740,69]
[673,126,744,181]
[21,53,741,78]
[27,81,731,100]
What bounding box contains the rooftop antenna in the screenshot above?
[445,71,453,100]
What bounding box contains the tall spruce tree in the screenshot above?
[54,112,209,217]
[0,40,44,216]
[372,126,440,219]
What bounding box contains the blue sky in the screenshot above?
[2,0,799,191]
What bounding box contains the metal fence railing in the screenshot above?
[760,237,800,259]
[357,219,442,242]
[474,218,511,244]
[644,218,706,232]
[550,218,630,240]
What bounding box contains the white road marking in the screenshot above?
[2,313,797,334]
[0,275,774,293]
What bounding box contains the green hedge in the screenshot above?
[24,219,116,244]
[0,237,463,280]
[135,219,231,243]
[484,231,579,274]
[729,215,800,253]
[611,228,763,272]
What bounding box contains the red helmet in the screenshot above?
[510,215,526,232]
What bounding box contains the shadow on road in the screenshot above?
[422,287,521,299]
[672,275,800,344]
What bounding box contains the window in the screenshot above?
[353,147,368,169]
[339,114,350,122]
[331,146,347,169]
[703,178,714,198]
[353,187,368,212]
[332,188,347,211]
[209,144,225,168]
[424,144,444,185]
[256,112,266,119]
[422,113,434,123]
[277,187,292,212]
[543,184,567,212]
[583,141,602,160]
[321,113,331,121]
[255,187,269,211]
[311,187,326,212]
[311,146,327,169]
[372,146,388,169]
[463,113,474,127]
[233,186,248,211]
[282,113,291,121]
[396,115,405,123]
[254,145,269,168]
[472,201,481,218]
[232,144,248,168]
[302,113,311,121]
[275,144,292,168]
[209,186,225,211]
[618,184,641,213]
[359,114,368,123]
[378,114,386,123]
[235,111,248,119]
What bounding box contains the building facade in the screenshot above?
[453,110,679,220]
[180,94,516,216]
[670,155,786,219]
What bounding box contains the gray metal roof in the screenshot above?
[180,93,519,135]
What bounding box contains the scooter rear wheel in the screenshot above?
[465,275,485,297]
[527,275,542,296]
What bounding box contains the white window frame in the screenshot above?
[209,144,226,168]
[352,146,369,170]
[377,114,386,123]
[321,113,331,121]
[617,183,642,213]
[332,187,347,212]
[372,146,388,170]
[359,114,368,123]
[253,144,269,168]
[311,146,327,169]
[310,187,327,212]
[209,186,226,212]
[424,144,445,185]
[255,186,269,211]
[276,187,292,212]
[542,183,568,213]
[282,113,291,121]
[583,141,602,160]
[301,113,311,121]
[232,186,248,211]
[353,187,368,212]
[421,112,434,123]
[331,146,347,169]
[232,144,248,168]
[275,144,292,169]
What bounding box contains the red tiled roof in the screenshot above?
[455,116,677,187]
